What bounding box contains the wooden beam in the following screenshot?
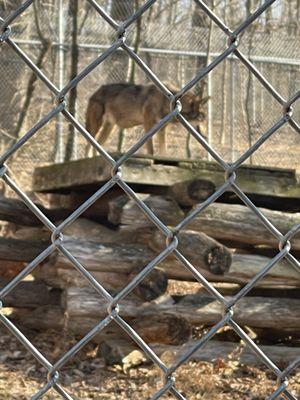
[188,203,300,250]
[150,230,232,275]
[162,253,300,288]
[35,264,168,301]
[32,154,300,199]
[65,287,300,329]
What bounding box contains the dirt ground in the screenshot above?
[0,324,299,400]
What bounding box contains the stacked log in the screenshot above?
[0,180,299,367]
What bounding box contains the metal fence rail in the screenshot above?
[0,1,300,399]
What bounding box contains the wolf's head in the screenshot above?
[180,92,209,122]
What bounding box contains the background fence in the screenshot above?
[0,0,299,189]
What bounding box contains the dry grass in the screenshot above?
[0,326,299,400]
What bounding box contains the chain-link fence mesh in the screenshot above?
[0,0,300,398]
[0,0,300,190]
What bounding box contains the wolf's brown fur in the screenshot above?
[85,82,208,155]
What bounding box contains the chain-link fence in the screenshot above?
[0,0,300,399]
[0,0,300,190]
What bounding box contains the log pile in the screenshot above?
[0,176,299,367]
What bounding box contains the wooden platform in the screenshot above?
[32,154,300,200]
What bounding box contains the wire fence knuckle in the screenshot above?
[0,25,11,43]
[0,163,7,178]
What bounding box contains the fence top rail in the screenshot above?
[12,38,300,66]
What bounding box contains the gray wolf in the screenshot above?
[85,82,208,155]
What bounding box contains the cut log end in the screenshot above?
[188,179,215,202]
[169,179,216,207]
[130,267,168,302]
[133,313,192,345]
[205,246,232,275]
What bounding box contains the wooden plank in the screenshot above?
[32,154,300,199]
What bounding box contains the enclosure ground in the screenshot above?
[0,327,299,400]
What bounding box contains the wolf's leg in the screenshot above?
[157,126,167,155]
[93,121,114,156]
[85,99,104,157]
[143,121,155,155]
[143,110,157,155]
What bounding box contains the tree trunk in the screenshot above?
[12,305,65,331]
[0,237,47,263]
[168,179,215,207]
[65,0,79,161]
[65,287,300,329]
[161,252,300,287]
[43,238,154,272]
[0,260,26,280]
[0,195,72,226]
[187,202,300,250]
[16,304,191,346]
[0,279,60,308]
[108,194,184,226]
[34,263,168,301]
[149,230,232,275]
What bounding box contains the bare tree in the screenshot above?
[220,0,228,145]
[244,0,256,164]
[65,0,79,161]
[13,1,51,142]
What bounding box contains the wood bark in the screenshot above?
[13,305,65,331]
[7,218,147,245]
[43,238,154,273]
[0,237,46,262]
[10,304,300,367]
[42,232,229,277]
[39,236,300,287]
[57,187,124,221]
[16,305,191,346]
[34,264,168,301]
[0,195,70,226]
[0,260,26,279]
[108,194,184,227]
[0,191,122,227]
[1,236,298,288]
[0,279,60,308]
[65,287,300,329]
[162,252,300,287]
[168,179,215,207]
[175,252,299,285]
[5,224,50,242]
[33,266,127,289]
[150,230,232,275]
[32,155,300,200]
[99,339,300,367]
[68,313,191,346]
[187,203,300,250]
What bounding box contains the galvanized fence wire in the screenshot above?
[0,0,300,399]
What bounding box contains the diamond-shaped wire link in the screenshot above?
[0,0,299,399]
